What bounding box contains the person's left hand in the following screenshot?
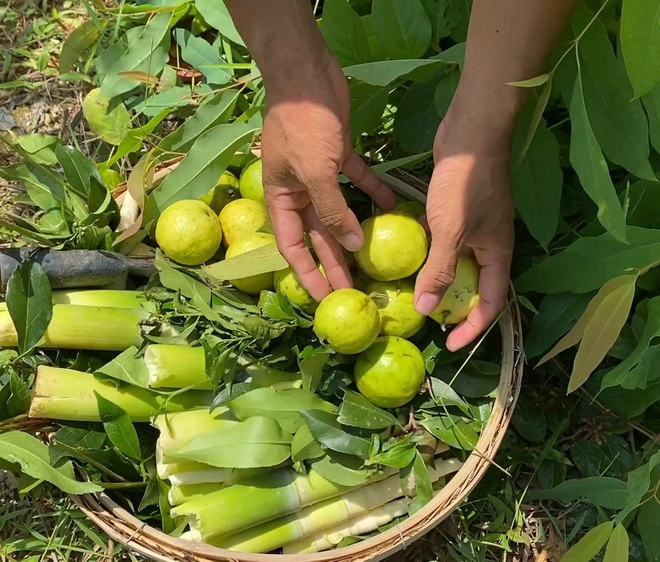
[413,101,515,352]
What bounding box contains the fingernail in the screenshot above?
[415,293,439,315]
[342,233,363,252]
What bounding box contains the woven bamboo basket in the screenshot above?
[74,165,524,562]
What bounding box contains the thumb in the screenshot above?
[414,238,459,316]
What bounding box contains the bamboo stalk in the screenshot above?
[28,366,211,422]
[51,290,145,308]
[0,304,148,351]
[144,344,301,390]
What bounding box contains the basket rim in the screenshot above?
[70,170,525,562]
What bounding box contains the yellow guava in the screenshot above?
[365,278,426,338]
[354,211,428,282]
[225,232,277,295]
[218,198,270,248]
[429,256,481,325]
[200,171,240,213]
[313,288,380,354]
[394,199,426,218]
[155,200,222,266]
[274,264,325,313]
[239,158,265,204]
[354,336,426,408]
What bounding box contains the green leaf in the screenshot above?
[508,73,552,88]
[372,0,432,59]
[53,427,106,454]
[511,97,563,249]
[194,0,245,45]
[0,431,102,495]
[433,67,460,117]
[203,242,288,280]
[154,251,225,323]
[309,451,374,486]
[59,19,104,73]
[82,88,132,146]
[173,416,292,468]
[603,525,629,562]
[6,371,31,417]
[638,497,660,562]
[343,59,445,87]
[624,345,660,389]
[95,346,150,388]
[642,85,660,155]
[299,350,330,393]
[228,387,336,434]
[561,521,613,562]
[349,81,389,140]
[525,293,592,359]
[301,409,372,459]
[0,162,67,211]
[6,259,52,354]
[537,276,635,367]
[516,226,660,294]
[615,450,660,525]
[338,390,400,430]
[320,0,372,66]
[368,439,416,468]
[621,0,660,98]
[421,0,470,44]
[569,53,627,243]
[14,134,61,166]
[55,145,105,199]
[394,72,443,153]
[157,90,240,153]
[100,12,173,99]
[95,393,142,461]
[291,424,324,463]
[428,378,470,414]
[419,415,479,450]
[402,450,433,514]
[571,4,654,180]
[568,275,636,393]
[527,477,628,509]
[146,122,257,219]
[602,296,660,388]
[432,361,499,398]
[626,178,660,229]
[174,29,230,85]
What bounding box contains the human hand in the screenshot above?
[261,53,396,302]
[413,100,515,352]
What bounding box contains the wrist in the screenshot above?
[439,77,524,153]
[238,4,332,93]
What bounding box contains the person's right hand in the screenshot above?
[261,52,396,303]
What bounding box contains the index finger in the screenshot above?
[445,249,511,352]
[342,150,397,211]
[268,197,332,303]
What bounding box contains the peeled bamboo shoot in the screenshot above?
[211,458,462,553]
[171,467,396,541]
[282,497,409,554]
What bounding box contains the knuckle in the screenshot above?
[316,208,346,230]
[424,267,456,290]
